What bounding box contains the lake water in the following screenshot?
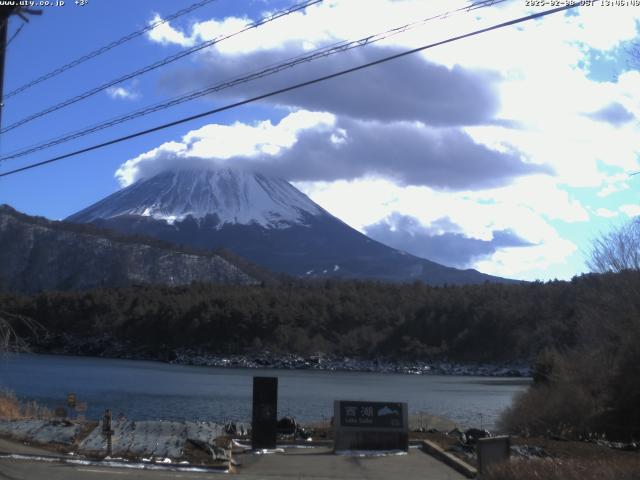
[0,354,529,429]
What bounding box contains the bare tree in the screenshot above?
[587,218,640,273]
[0,311,40,354]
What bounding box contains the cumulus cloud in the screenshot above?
[159,45,502,127]
[364,213,532,268]
[115,111,334,186]
[268,117,549,188]
[424,6,640,190]
[586,102,635,127]
[116,110,547,190]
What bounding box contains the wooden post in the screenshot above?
[102,409,113,457]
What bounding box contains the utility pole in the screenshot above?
[0,6,16,131]
[0,5,41,131]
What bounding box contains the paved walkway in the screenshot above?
[0,438,50,455]
[0,444,465,480]
[234,446,465,479]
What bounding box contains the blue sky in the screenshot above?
[0,0,639,281]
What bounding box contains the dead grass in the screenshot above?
[410,432,640,471]
[485,457,640,480]
[511,436,639,462]
[0,390,20,419]
[0,390,50,420]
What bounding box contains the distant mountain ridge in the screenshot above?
[67,168,515,286]
[0,204,259,293]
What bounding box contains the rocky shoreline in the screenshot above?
[169,350,532,377]
[34,334,532,378]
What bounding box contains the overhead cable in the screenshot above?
[0,0,508,161]
[3,0,219,100]
[0,0,322,135]
[0,3,578,178]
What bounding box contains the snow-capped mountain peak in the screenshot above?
[67,168,324,228]
[66,167,513,285]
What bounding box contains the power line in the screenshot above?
[0,0,322,135]
[0,3,578,179]
[3,0,219,100]
[5,22,23,48]
[0,0,508,161]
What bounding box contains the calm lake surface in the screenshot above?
[0,354,530,428]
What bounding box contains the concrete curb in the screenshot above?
[421,440,477,478]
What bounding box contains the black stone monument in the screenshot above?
[251,376,278,450]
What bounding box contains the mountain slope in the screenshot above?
[0,205,259,293]
[67,168,514,285]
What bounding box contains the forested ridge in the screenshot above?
[2,270,637,363]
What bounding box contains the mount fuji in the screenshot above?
[67,168,511,285]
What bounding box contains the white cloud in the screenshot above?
[105,86,139,100]
[148,0,639,60]
[115,141,186,187]
[146,13,194,47]
[620,204,640,218]
[594,207,618,218]
[597,173,631,197]
[467,176,590,225]
[146,0,474,54]
[183,110,336,160]
[115,111,335,187]
[474,238,578,281]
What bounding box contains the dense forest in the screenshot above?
[0,270,636,363]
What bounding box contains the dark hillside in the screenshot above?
[2,271,637,364]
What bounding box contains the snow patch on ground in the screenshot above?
[334,450,408,457]
[0,420,80,445]
[78,419,236,459]
[0,418,243,464]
